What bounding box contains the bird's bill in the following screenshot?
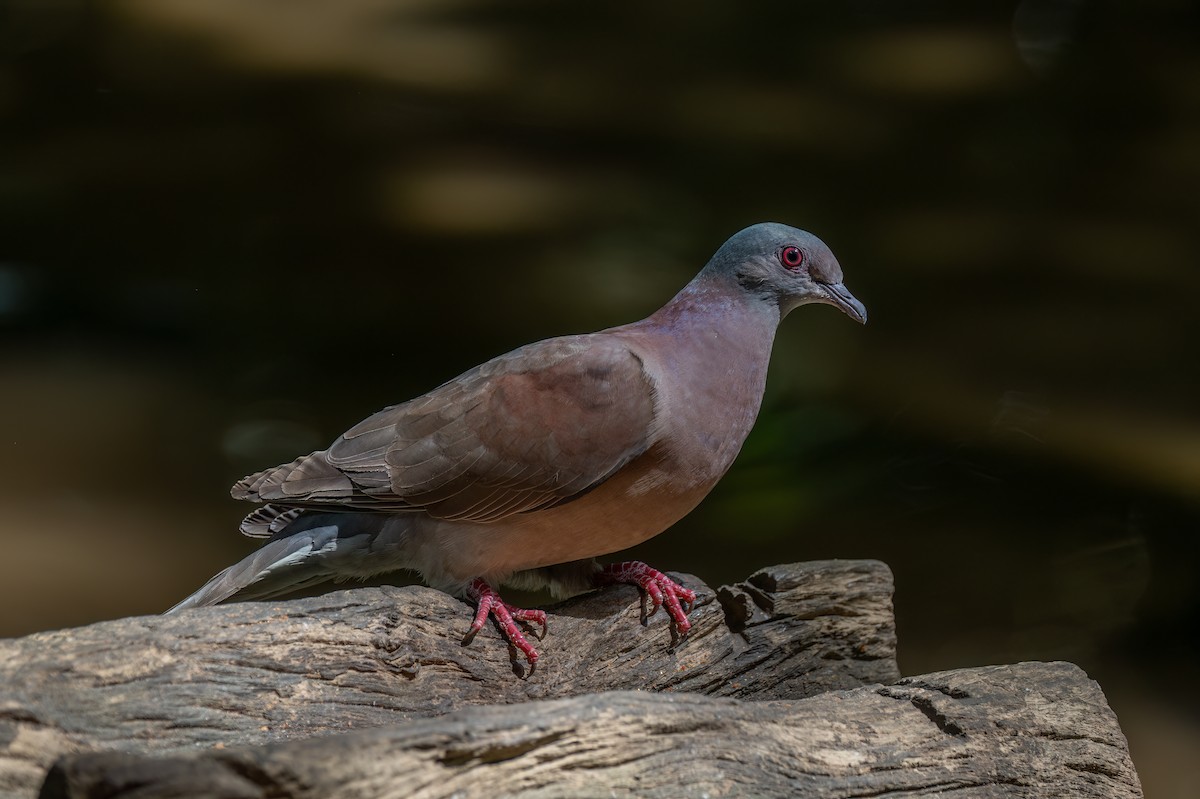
[820,282,868,324]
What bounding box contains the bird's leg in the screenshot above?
[594,561,697,641]
[463,578,548,668]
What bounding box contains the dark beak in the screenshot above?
[820,281,868,324]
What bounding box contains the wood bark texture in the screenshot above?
[0,560,898,798]
[41,661,1141,799]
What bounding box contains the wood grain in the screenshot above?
[0,560,898,797]
[41,662,1142,799]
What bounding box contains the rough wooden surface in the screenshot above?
[40,661,1142,799]
[0,560,897,798]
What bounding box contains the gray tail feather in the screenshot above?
[166,527,340,614]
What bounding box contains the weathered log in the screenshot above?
[40,661,1142,799]
[0,560,898,798]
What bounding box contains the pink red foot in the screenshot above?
[595,561,698,643]
[463,578,548,670]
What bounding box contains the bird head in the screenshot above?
[706,222,867,324]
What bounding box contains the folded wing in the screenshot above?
[232,335,659,524]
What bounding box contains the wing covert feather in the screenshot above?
[233,336,658,523]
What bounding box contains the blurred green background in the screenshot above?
[1,0,1197,794]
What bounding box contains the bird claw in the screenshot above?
[668,626,689,653]
[639,592,655,625]
[464,579,545,669]
[596,561,698,641]
[512,607,549,641]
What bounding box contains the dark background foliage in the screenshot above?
[1,1,1197,794]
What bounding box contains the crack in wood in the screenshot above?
[438,730,569,767]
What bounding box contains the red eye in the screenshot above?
[779,245,804,270]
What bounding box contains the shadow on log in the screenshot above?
[0,561,898,798]
[41,662,1141,799]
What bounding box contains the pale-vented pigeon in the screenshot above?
[168,222,867,667]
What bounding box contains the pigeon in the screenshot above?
[168,222,867,668]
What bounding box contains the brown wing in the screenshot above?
[232,335,659,523]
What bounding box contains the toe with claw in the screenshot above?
[595,561,698,644]
[463,578,547,670]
